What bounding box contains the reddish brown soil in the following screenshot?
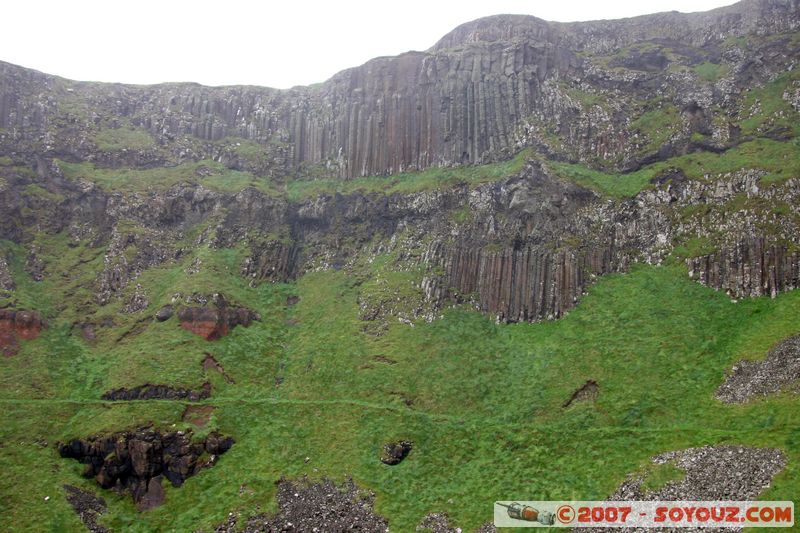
[0,309,44,356]
[182,405,215,427]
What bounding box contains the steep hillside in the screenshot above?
[0,0,799,531]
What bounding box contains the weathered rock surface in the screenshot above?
[101,382,211,402]
[0,253,14,294]
[0,1,797,330]
[1,1,798,178]
[0,308,44,356]
[716,334,800,403]
[155,304,173,321]
[581,445,787,533]
[63,485,110,533]
[182,405,215,427]
[687,238,800,299]
[58,427,234,509]
[210,477,389,533]
[380,440,413,465]
[177,295,260,340]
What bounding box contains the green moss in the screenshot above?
[549,161,654,199]
[2,254,800,531]
[693,61,731,83]
[56,159,281,196]
[552,138,800,198]
[739,71,800,137]
[0,156,13,166]
[672,236,716,259]
[631,103,682,153]
[93,126,156,152]
[23,184,65,203]
[286,148,533,202]
[449,205,472,223]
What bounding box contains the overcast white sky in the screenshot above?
[3,0,737,88]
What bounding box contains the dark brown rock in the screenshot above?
[178,297,259,340]
[137,476,165,511]
[687,238,800,299]
[155,305,174,322]
[201,353,235,383]
[182,405,215,427]
[58,427,233,508]
[380,440,413,465]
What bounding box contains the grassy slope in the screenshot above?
[2,65,799,533]
[1,246,798,531]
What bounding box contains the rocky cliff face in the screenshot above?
[1,0,798,178]
[0,0,798,331]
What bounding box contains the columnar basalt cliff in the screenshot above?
[1,0,798,177]
[687,238,800,298]
[0,0,798,330]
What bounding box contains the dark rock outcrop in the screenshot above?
[0,308,44,356]
[380,440,413,465]
[0,2,797,331]
[178,296,259,340]
[241,241,301,283]
[58,427,234,509]
[63,485,110,533]
[100,382,211,401]
[210,477,388,533]
[154,305,173,322]
[716,334,800,403]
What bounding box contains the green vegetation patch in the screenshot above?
[56,159,280,195]
[1,250,799,531]
[286,148,532,201]
[93,126,156,152]
[739,70,800,137]
[631,103,682,153]
[23,184,65,203]
[550,138,800,198]
[693,61,731,83]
